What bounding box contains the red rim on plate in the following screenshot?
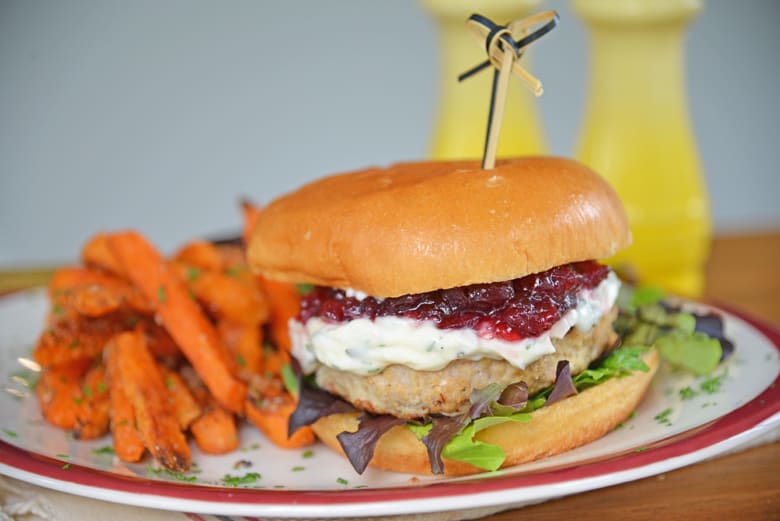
[1,301,778,508]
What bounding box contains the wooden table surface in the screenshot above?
[1,232,778,520]
[482,231,780,521]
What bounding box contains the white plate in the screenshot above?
[0,288,778,518]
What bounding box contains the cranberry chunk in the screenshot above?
[298,261,611,342]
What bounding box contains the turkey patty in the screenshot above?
[315,306,618,419]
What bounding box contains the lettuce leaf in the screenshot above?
[441,414,531,471]
[616,284,732,373]
[656,333,722,375]
[419,346,649,472]
[544,360,577,406]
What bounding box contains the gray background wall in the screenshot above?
[1,0,778,266]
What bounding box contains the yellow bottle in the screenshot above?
[573,0,711,297]
[421,0,546,159]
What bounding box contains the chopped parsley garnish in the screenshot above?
[82,385,93,398]
[336,477,349,485]
[157,286,166,303]
[222,472,261,486]
[236,354,246,368]
[164,376,175,390]
[3,429,18,438]
[224,265,243,278]
[167,471,197,483]
[92,446,115,455]
[239,442,260,453]
[291,466,305,472]
[186,267,200,282]
[56,453,70,459]
[302,449,314,459]
[61,463,71,469]
[679,386,698,400]
[146,463,198,482]
[700,373,725,394]
[296,283,315,295]
[654,408,673,426]
[96,381,107,394]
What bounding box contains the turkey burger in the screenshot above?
[248,157,658,475]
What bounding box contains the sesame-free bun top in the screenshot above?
[248,157,631,297]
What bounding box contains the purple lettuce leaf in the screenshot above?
[336,415,407,474]
[287,361,356,438]
[421,414,470,474]
[544,360,578,406]
[693,312,734,361]
[498,381,528,409]
[467,383,503,419]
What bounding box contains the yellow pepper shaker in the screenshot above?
[421,0,546,159]
[573,0,711,297]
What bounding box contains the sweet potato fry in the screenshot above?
[73,364,110,440]
[245,395,315,449]
[217,320,263,376]
[190,406,238,454]
[107,231,246,414]
[177,365,210,406]
[36,358,92,429]
[241,199,262,247]
[105,339,145,462]
[113,330,191,471]
[174,365,238,453]
[173,240,224,272]
[215,243,246,270]
[257,277,301,354]
[34,318,114,368]
[81,233,126,276]
[49,267,152,317]
[49,267,108,297]
[161,368,201,430]
[263,348,290,376]
[136,320,180,359]
[172,261,269,326]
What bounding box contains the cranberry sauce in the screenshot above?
[298,261,610,342]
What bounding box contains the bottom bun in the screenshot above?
[312,348,659,475]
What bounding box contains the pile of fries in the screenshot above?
[33,214,314,471]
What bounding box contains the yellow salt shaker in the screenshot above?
[573,0,711,297]
[421,0,546,159]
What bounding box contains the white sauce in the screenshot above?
[290,272,620,376]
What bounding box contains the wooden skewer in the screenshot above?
[483,49,515,170]
[460,11,558,170]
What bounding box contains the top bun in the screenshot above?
[248,157,631,297]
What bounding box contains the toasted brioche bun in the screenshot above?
[248,157,631,297]
[311,349,658,476]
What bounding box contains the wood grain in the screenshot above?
[487,443,780,521]
[482,231,780,521]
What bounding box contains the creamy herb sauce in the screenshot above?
[291,272,620,375]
